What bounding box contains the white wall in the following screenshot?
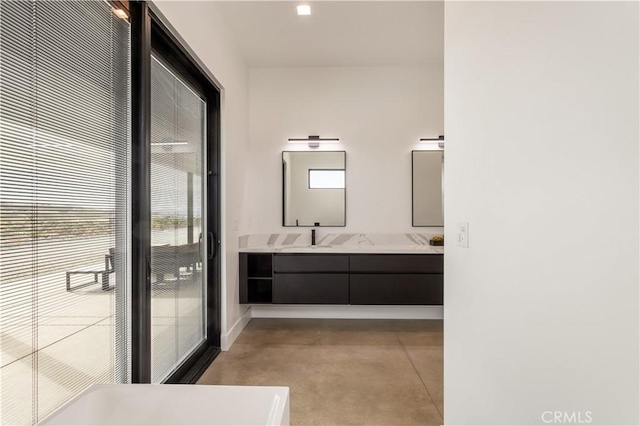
[153,1,251,349]
[249,66,444,234]
[444,2,639,425]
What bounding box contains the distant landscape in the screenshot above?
[0,202,199,283]
[0,202,200,241]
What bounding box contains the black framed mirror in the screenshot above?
[412,150,444,227]
[282,151,346,227]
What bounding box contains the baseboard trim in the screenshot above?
[222,305,443,351]
[221,307,252,351]
[250,305,444,320]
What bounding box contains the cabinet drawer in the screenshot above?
[350,274,443,305]
[349,254,443,273]
[273,254,349,273]
[273,273,349,304]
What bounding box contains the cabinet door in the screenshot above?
[273,273,349,304]
[349,254,443,273]
[350,274,443,305]
[274,254,349,273]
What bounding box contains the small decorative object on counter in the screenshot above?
[429,235,444,246]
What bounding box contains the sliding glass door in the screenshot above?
[1,2,220,423]
[0,1,131,423]
[149,55,206,382]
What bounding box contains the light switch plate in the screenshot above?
[457,221,469,248]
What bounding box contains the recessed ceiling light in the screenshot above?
[112,8,128,19]
[297,5,311,16]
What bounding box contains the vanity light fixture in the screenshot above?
[420,135,445,149]
[288,135,339,148]
[297,4,311,16]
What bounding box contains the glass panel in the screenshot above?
[0,1,131,424]
[150,55,206,383]
[309,170,345,189]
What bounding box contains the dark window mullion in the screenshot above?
[129,0,152,384]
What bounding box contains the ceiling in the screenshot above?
[213,1,444,68]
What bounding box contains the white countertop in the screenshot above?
[239,233,444,254]
[239,245,444,254]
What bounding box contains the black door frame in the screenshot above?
[129,1,222,384]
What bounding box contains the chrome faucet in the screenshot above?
[311,229,316,246]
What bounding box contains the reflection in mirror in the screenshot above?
[283,151,346,227]
[412,151,444,227]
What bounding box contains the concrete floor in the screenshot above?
[198,318,443,425]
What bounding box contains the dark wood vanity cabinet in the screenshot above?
[349,254,443,274]
[349,254,443,305]
[274,254,349,273]
[240,253,443,306]
[350,274,442,305]
[239,253,274,304]
[273,274,349,304]
[272,255,349,304]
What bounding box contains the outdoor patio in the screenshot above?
[0,230,203,425]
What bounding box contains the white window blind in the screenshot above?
[149,55,206,383]
[0,1,131,424]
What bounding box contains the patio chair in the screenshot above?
[66,248,114,292]
[151,243,200,284]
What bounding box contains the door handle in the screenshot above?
[198,232,203,261]
[208,232,216,260]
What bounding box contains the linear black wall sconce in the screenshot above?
[420,135,444,149]
[288,135,340,148]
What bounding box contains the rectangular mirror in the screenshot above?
[283,151,346,227]
[412,150,444,227]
